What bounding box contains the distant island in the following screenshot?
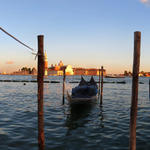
[2,60,106,76]
[1,53,149,77]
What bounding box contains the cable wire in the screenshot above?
[0,27,36,53]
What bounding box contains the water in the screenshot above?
[0,75,150,150]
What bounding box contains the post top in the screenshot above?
[38,35,44,37]
[134,31,141,34]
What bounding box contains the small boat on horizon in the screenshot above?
[67,76,98,105]
[105,75,125,78]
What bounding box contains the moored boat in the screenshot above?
[67,76,98,105]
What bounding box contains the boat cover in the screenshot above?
[72,76,98,98]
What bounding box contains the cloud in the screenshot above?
[6,61,14,65]
[140,0,150,5]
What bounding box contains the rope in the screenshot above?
[0,27,36,53]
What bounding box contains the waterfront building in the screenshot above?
[73,68,86,75]
[85,68,98,76]
[48,69,63,76]
[48,60,106,76]
[65,65,74,75]
[48,61,74,76]
[73,68,106,76]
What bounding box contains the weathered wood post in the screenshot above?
[98,68,101,98]
[129,31,141,150]
[37,35,45,150]
[149,79,150,99]
[62,67,66,105]
[100,66,104,106]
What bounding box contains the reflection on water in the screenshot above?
[99,106,104,128]
[65,102,105,132]
[65,103,94,131]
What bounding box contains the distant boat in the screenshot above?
[105,75,125,78]
[67,76,98,105]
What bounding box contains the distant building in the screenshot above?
[65,65,74,75]
[48,69,63,76]
[140,72,150,77]
[48,61,73,76]
[1,72,6,75]
[73,68,86,75]
[48,60,106,76]
[73,68,106,76]
[85,68,98,76]
[145,73,150,77]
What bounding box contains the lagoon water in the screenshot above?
[0,75,150,150]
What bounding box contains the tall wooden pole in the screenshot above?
[130,31,141,150]
[98,68,101,98]
[100,66,104,106]
[62,67,66,105]
[38,35,45,150]
[149,79,150,99]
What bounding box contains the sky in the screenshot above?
[0,0,150,74]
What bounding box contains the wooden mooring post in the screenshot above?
[149,79,150,99]
[129,31,141,150]
[62,67,66,105]
[37,35,45,150]
[98,68,101,98]
[100,66,104,106]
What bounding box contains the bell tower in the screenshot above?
[44,51,48,76]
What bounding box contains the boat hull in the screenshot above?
[67,92,97,105]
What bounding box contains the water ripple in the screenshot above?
[0,76,150,149]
